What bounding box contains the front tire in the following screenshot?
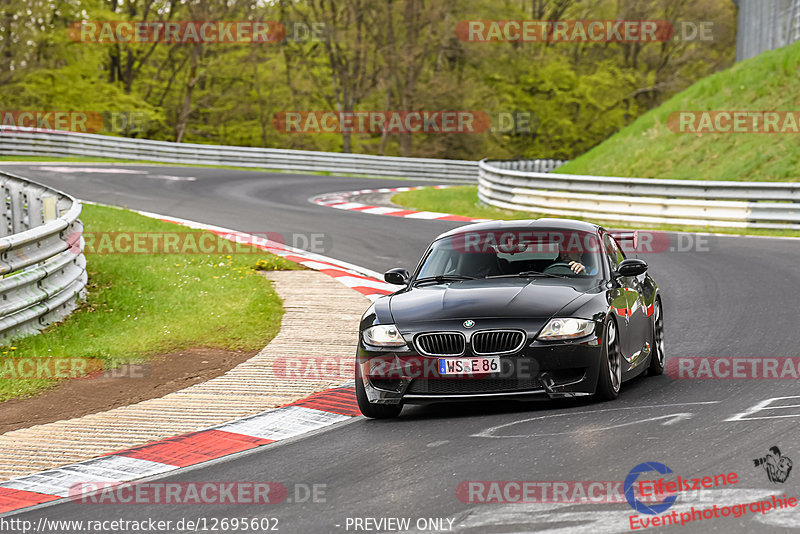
[355,361,402,419]
[647,299,665,376]
[595,318,621,401]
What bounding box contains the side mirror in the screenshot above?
[616,258,648,277]
[384,268,410,285]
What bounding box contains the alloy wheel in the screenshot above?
[607,320,621,393]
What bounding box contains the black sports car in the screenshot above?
[356,219,664,418]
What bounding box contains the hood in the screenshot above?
[388,278,593,325]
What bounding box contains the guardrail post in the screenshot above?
[0,178,9,238]
[26,186,46,228]
[6,181,26,233]
[43,195,58,222]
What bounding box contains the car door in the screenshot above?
[623,260,651,362]
[603,234,635,360]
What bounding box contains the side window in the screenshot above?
[419,248,460,278]
[614,238,626,264]
[603,235,625,271]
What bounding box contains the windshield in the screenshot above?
[416,229,603,281]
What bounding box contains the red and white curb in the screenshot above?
[0,210,391,516]
[312,186,491,223]
[89,207,398,302]
[0,384,359,513]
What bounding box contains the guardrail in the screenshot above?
[0,127,483,182]
[0,126,568,183]
[479,160,800,229]
[0,171,86,342]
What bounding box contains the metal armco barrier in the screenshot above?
[0,127,485,182]
[0,171,86,341]
[0,126,567,183]
[479,160,800,229]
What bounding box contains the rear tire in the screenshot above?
[595,318,621,401]
[647,299,665,376]
[355,361,402,419]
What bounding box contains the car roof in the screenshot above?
[434,218,603,241]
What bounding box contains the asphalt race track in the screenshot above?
[3,163,800,533]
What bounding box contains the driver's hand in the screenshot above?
[569,261,586,274]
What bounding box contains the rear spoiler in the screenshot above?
[609,231,638,249]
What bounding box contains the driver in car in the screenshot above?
[554,245,597,275]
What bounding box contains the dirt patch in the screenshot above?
[0,347,258,434]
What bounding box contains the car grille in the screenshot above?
[415,333,465,356]
[471,330,525,355]
[406,376,541,395]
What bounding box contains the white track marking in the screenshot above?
[146,174,197,181]
[31,166,196,181]
[33,166,142,174]
[329,202,368,210]
[473,402,719,439]
[359,207,406,215]
[403,211,450,219]
[725,395,800,421]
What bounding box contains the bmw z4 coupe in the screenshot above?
[356,219,665,418]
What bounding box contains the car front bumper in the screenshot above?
[357,335,604,405]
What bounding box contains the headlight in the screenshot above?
[538,318,595,341]
[362,324,407,347]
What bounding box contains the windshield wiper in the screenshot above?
[486,270,568,279]
[413,275,477,286]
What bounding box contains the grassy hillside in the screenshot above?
[558,41,800,182]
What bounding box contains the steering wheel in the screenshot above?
[543,262,576,276]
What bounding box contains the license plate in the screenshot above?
[438,356,500,375]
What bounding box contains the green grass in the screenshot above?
[557,41,800,182]
[0,204,299,401]
[394,45,800,232]
[392,186,800,238]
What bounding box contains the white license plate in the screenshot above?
[438,356,500,375]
